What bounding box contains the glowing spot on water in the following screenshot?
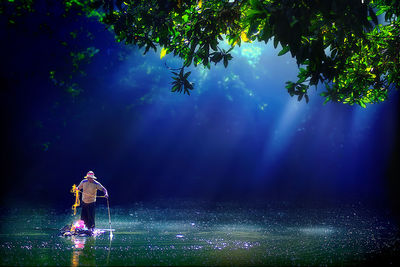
[176,234,184,238]
[299,227,335,235]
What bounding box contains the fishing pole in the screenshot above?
[107,197,113,239]
[105,197,113,265]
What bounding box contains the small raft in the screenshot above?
[60,220,107,237]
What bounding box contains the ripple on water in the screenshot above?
[0,203,399,266]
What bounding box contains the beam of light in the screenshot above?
[100,48,196,177]
[349,104,380,145]
[117,49,260,196]
[258,98,306,169]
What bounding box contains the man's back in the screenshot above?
[78,179,105,203]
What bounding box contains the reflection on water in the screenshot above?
[71,238,83,267]
[71,237,96,266]
[0,201,399,266]
[298,226,335,235]
[72,237,86,249]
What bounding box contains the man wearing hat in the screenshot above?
[77,171,108,231]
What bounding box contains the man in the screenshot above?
[77,171,108,231]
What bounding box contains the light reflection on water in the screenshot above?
[0,202,399,266]
[298,226,335,235]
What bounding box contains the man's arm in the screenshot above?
[96,182,108,198]
[77,180,85,190]
[103,188,109,198]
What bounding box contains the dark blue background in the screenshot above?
[1,8,399,218]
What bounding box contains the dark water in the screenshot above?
[0,201,399,266]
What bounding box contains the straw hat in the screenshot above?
[85,171,97,179]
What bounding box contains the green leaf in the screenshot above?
[323,95,331,105]
[210,41,218,51]
[171,84,179,92]
[273,37,279,49]
[278,45,290,56]
[376,8,385,16]
[298,94,303,101]
[223,56,228,68]
[368,7,378,25]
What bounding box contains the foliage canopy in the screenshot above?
[2,0,399,107]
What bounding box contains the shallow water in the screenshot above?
[0,201,399,266]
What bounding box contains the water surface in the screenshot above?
[1,201,399,266]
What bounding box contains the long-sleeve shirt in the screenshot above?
[77,179,107,204]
